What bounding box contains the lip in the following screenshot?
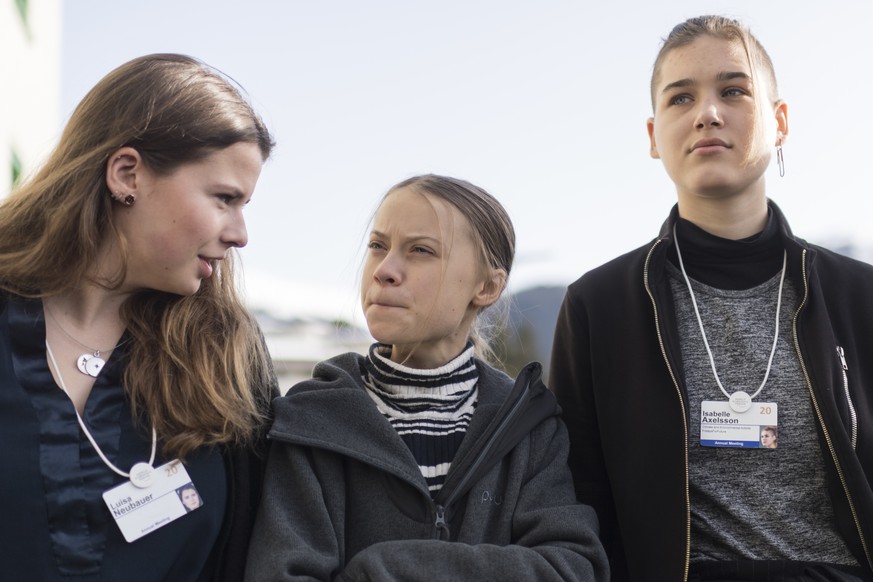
[367,298,405,309]
[370,302,404,309]
[198,256,218,278]
[690,138,730,154]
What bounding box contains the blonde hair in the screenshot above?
[0,54,276,459]
[381,174,515,364]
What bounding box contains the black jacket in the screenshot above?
[0,293,276,582]
[550,202,873,581]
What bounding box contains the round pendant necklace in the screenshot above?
[46,340,157,488]
[673,224,786,413]
[44,304,124,378]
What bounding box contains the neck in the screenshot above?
[43,284,129,415]
[677,192,768,240]
[390,338,470,370]
[43,284,129,331]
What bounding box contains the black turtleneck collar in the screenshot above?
[667,209,784,290]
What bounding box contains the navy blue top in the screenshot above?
[0,295,227,581]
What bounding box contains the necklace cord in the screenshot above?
[45,340,156,477]
[672,224,786,401]
[43,304,124,356]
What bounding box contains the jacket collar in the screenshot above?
[268,352,521,489]
[652,199,814,280]
[656,199,797,241]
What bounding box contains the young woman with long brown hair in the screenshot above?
[0,53,276,581]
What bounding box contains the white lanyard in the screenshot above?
[46,340,157,488]
[672,224,786,413]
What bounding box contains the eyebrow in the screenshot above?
[369,230,442,245]
[660,71,752,95]
[214,184,254,204]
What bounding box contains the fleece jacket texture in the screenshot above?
[245,352,608,581]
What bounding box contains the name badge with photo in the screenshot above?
[102,460,204,543]
[700,400,778,449]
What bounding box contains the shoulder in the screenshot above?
[269,352,370,438]
[804,243,873,300]
[476,360,558,422]
[285,352,366,396]
[808,243,873,277]
[474,359,515,399]
[557,240,659,317]
[568,240,657,295]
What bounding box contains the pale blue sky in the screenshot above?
[62,1,873,323]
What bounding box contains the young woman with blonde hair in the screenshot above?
[0,53,276,581]
[246,174,608,581]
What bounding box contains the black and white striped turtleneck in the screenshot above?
[362,343,479,496]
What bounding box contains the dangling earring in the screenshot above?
[776,139,785,178]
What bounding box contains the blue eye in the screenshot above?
[669,94,691,106]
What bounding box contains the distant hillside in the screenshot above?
[493,285,566,384]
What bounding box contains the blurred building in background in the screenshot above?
[255,310,372,393]
[0,0,61,198]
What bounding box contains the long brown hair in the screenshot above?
[0,54,276,458]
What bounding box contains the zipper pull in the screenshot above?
[837,346,848,370]
[433,504,450,539]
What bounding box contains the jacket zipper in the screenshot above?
[433,505,449,539]
[644,239,691,581]
[835,346,858,449]
[429,369,534,539]
[793,251,872,570]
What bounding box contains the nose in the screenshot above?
[222,211,248,249]
[372,252,402,286]
[694,98,722,129]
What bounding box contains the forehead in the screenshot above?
[657,36,751,88]
[374,187,471,237]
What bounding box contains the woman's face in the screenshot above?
[760,429,777,448]
[360,187,493,368]
[181,488,201,510]
[112,142,263,296]
[647,36,786,206]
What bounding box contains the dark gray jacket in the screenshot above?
[245,353,608,581]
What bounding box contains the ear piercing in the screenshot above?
[112,191,136,206]
[776,140,785,178]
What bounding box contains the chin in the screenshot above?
[155,280,203,297]
[367,327,410,348]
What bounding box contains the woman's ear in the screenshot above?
[774,100,789,145]
[472,268,507,309]
[105,147,142,204]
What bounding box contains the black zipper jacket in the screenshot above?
[245,353,608,581]
[550,202,873,581]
